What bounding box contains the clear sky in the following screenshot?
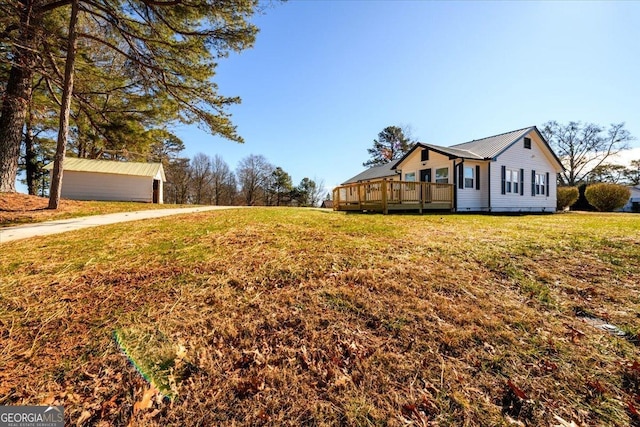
[24,1,640,196]
[173,0,640,194]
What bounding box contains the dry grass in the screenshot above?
[0,209,639,426]
[0,192,186,227]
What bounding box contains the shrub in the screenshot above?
[557,187,579,210]
[584,183,631,212]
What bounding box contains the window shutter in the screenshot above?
[501,166,506,195]
[475,165,480,190]
[546,172,550,197]
[458,164,464,189]
[520,169,524,196]
[421,149,429,161]
[531,170,536,196]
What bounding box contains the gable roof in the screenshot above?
[44,157,166,181]
[449,126,533,159]
[392,126,563,169]
[416,143,484,161]
[342,162,398,184]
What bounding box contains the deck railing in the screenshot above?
[332,180,454,213]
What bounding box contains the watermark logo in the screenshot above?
[0,406,63,427]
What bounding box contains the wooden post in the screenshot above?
[382,180,388,214]
[357,183,362,211]
[419,182,423,214]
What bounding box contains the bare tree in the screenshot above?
[210,154,235,206]
[541,121,634,186]
[190,153,212,205]
[625,160,640,185]
[309,177,325,207]
[221,172,238,206]
[588,164,628,184]
[165,158,191,204]
[236,154,273,206]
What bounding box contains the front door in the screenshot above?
[420,169,431,203]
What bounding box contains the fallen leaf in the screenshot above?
[553,414,580,426]
[76,410,91,426]
[133,386,158,415]
[176,344,187,361]
[507,379,527,400]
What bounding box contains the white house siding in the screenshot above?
[489,131,560,212]
[456,161,490,211]
[61,171,154,202]
[621,186,640,212]
[397,149,453,184]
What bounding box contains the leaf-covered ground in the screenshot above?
[1,209,639,426]
[0,192,186,227]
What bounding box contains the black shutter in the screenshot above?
[458,164,464,189]
[501,166,506,195]
[520,168,524,196]
[531,170,536,196]
[545,172,550,197]
[421,149,429,161]
[475,165,480,190]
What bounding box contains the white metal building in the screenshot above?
[44,158,166,203]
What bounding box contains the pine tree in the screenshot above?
[363,126,416,167]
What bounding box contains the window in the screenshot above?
[464,166,474,188]
[404,172,416,182]
[421,149,429,161]
[535,173,546,195]
[524,137,532,149]
[506,169,520,193]
[435,167,448,184]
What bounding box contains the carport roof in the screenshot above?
[44,157,165,181]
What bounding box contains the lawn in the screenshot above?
[0,192,189,227]
[0,209,639,426]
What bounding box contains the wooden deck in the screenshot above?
[332,180,454,214]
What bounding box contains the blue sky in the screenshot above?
[148,1,640,193]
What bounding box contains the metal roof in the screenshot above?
[44,157,166,181]
[342,163,397,184]
[419,143,484,160]
[450,126,533,159]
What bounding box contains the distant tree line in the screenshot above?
[163,152,325,207]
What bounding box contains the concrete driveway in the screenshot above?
[0,206,237,244]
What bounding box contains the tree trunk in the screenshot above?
[0,2,40,193]
[24,124,38,195]
[48,0,79,209]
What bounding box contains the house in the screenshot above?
[320,200,334,209]
[334,126,564,213]
[621,185,640,213]
[44,157,166,203]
